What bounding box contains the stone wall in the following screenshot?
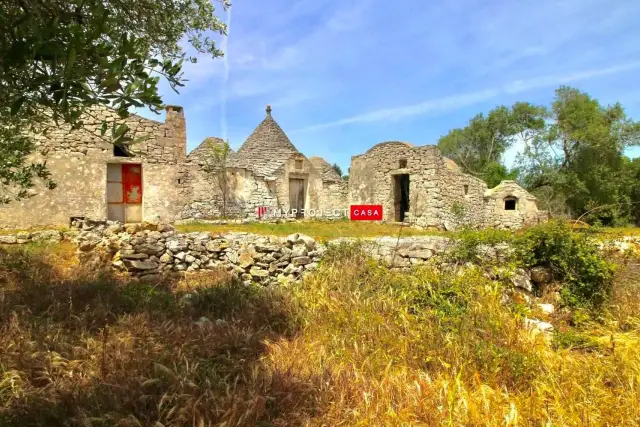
[349,142,545,230]
[0,106,188,229]
[484,181,546,229]
[73,220,325,285]
[349,142,488,229]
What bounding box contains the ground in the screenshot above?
[1,229,640,425]
[178,219,640,241]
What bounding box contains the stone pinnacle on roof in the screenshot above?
[236,104,301,177]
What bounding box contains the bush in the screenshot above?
[446,228,513,264]
[513,220,615,310]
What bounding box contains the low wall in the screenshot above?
[71,221,467,284]
[73,220,325,285]
[1,221,638,287]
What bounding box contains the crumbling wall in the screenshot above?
[348,142,544,230]
[0,106,187,229]
[484,180,545,229]
[348,142,489,228]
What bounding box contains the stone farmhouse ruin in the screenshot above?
[0,105,544,230]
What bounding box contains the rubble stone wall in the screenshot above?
[349,142,488,229]
[349,142,545,230]
[0,106,188,229]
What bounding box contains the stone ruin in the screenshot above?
[0,104,545,231]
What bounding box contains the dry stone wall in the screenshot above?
[349,142,487,229]
[349,142,545,230]
[73,220,325,285]
[0,106,188,229]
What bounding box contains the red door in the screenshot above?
[107,164,143,223]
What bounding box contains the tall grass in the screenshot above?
[1,240,640,425]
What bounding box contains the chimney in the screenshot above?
[165,105,186,159]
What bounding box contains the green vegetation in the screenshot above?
[1,0,228,202]
[448,221,617,311]
[176,219,451,241]
[1,223,639,425]
[439,86,640,225]
[513,221,616,310]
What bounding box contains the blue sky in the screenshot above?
[137,0,640,173]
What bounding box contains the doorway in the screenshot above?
[288,178,305,218]
[107,163,143,223]
[393,174,410,222]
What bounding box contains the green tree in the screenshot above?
[517,86,640,224]
[0,0,229,203]
[437,103,546,187]
[331,163,343,177]
[202,139,231,218]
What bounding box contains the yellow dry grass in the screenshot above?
[0,242,639,425]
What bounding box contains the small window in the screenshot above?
[399,159,407,168]
[464,184,469,195]
[504,197,517,211]
[295,159,303,169]
[113,144,132,157]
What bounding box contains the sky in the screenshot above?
[136,0,640,173]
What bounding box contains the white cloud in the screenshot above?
[291,61,640,133]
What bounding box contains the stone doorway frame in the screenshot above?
[393,173,410,222]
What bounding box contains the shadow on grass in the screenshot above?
[0,247,319,426]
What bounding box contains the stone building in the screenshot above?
[349,141,544,229]
[0,105,188,229]
[0,105,348,228]
[180,105,348,219]
[0,105,542,230]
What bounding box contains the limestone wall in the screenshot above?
[349,142,546,230]
[0,106,187,229]
[483,181,545,229]
[349,142,489,228]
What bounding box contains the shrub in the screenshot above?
[446,228,513,265]
[513,220,615,310]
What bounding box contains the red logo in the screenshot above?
[256,206,268,218]
[350,205,383,221]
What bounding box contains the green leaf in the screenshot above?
[10,97,24,116]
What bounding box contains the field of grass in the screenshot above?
[178,219,456,241]
[177,219,640,241]
[1,233,640,425]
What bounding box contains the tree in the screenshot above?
[202,139,231,218]
[437,103,546,187]
[331,163,343,177]
[0,0,229,202]
[517,86,640,224]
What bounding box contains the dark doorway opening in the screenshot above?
[114,143,132,157]
[393,174,410,222]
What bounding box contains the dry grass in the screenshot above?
[175,219,447,241]
[177,219,640,242]
[1,242,640,425]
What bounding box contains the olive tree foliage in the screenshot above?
[0,0,229,203]
[516,86,640,224]
[201,139,231,218]
[437,103,546,187]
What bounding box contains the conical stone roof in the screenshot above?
[309,156,342,182]
[237,105,300,177]
[187,137,250,169]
